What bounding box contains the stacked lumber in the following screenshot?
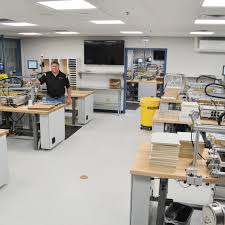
[161,88,180,101]
[150,132,180,168]
[178,132,204,159]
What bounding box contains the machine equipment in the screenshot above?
[200,104,225,120]
[203,202,225,225]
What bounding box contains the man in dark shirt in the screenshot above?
[38,61,71,105]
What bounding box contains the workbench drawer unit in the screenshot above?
[40,107,65,149]
[78,94,93,124]
[0,134,9,187]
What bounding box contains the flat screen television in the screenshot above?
[84,40,124,65]
[153,50,165,61]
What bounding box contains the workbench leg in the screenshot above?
[32,114,39,150]
[72,97,76,125]
[130,175,154,225]
[118,89,121,116]
[156,178,168,225]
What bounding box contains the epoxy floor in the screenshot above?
[0,109,204,225]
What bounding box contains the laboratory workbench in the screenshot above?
[0,103,65,150]
[152,110,222,132]
[130,143,225,225]
[38,90,94,125]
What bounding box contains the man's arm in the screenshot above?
[66,87,72,105]
[65,76,72,105]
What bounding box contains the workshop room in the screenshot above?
[0,0,225,225]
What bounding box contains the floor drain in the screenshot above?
[80,175,88,180]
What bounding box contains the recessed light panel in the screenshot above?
[55,31,80,34]
[18,32,42,35]
[1,22,37,26]
[37,0,96,10]
[90,20,124,24]
[190,31,214,35]
[120,31,143,34]
[195,19,225,24]
[202,0,225,7]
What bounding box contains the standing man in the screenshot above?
[38,61,71,105]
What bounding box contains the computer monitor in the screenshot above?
[223,65,225,76]
[28,60,38,69]
[0,63,3,71]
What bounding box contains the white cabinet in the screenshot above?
[40,107,65,150]
[0,133,9,187]
[78,94,94,125]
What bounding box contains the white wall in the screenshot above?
[21,36,225,78]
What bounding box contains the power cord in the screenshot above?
[190,128,206,161]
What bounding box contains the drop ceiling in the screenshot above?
[0,0,224,37]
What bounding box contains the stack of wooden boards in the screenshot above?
[150,132,206,168]
[150,132,180,168]
[178,132,204,159]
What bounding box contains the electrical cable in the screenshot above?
[190,128,206,160]
[205,83,225,99]
[196,75,220,83]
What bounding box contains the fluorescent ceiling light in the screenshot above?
[55,31,80,34]
[195,19,225,24]
[202,0,225,7]
[1,22,37,26]
[90,20,124,24]
[18,32,42,35]
[120,31,143,34]
[190,31,214,35]
[37,0,96,10]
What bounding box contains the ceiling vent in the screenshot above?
[0,18,14,22]
[201,14,225,19]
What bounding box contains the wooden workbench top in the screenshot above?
[0,129,8,137]
[0,103,64,115]
[130,143,225,184]
[38,90,94,98]
[160,96,183,104]
[153,110,222,126]
[70,90,94,98]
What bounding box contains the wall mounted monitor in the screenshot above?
[153,50,165,61]
[28,60,38,69]
[84,40,124,65]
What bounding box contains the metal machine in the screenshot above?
[200,104,225,120]
[186,112,225,186]
[203,202,225,225]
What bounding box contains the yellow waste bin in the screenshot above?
[140,97,160,130]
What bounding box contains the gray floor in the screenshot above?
[0,109,204,225]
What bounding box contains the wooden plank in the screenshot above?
[28,103,56,111]
[0,104,64,115]
[0,129,9,137]
[130,143,225,184]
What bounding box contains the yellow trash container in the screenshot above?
[140,97,160,130]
